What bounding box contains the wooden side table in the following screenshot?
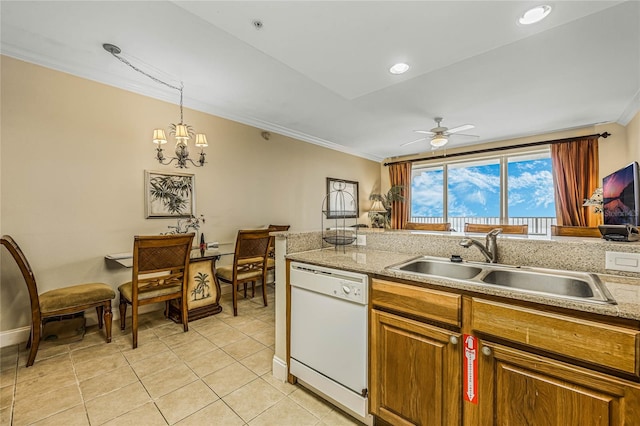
[168,247,234,322]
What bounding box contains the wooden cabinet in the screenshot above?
[474,340,640,425]
[470,298,640,377]
[369,278,640,425]
[370,279,461,425]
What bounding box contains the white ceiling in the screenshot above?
[2,1,638,161]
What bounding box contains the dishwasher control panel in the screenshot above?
[290,262,368,304]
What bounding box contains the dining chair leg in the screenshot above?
[26,324,40,367]
[119,297,127,330]
[104,301,113,343]
[181,297,189,332]
[261,277,268,307]
[243,283,247,298]
[251,282,255,298]
[132,306,138,349]
[232,283,238,316]
[96,306,104,329]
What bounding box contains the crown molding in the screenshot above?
[1,48,383,163]
[618,89,640,126]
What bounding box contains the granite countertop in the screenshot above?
[286,246,640,321]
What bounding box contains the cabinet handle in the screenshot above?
[449,336,459,345]
[481,346,492,356]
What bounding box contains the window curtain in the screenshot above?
[550,136,600,227]
[388,162,411,229]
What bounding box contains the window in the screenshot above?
[507,153,556,218]
[410,150,556,234]
[411,165,444,220]
[448,158,500,219]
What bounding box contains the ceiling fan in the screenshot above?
[402,117,477,148]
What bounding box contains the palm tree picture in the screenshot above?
[190,272,211,301]
[145,171,195,218]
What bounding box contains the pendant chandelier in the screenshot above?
[103,43,207,168]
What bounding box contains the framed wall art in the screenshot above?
[145,170,195,218]
[326,177,359,219]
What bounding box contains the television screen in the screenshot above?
[602,162,640,226]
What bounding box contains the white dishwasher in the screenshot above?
[289,261,372,424]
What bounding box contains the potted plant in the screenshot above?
[369,186,405,228]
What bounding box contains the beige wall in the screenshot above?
[626,110,640,164]
[0,56,381,333]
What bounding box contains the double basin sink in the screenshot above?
[388,256,616,304]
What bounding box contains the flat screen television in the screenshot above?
[602,161,640,226]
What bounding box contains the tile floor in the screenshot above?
[0,286,364,425]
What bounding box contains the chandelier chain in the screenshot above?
[103,43,206,168]
[107,48,185,122]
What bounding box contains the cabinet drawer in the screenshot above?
[471,298,640,376]
[372,279,461,327]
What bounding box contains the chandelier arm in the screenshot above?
[185,157,204,168]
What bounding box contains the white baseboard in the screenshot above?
[0,326,30,348]
[272,355,288,382]
[0,303,163,349]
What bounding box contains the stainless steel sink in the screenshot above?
[394,258,483,280]
[387,256,617,304]
[480,269,615,303]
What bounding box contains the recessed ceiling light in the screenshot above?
[389,63,409,75]
[519,5,552,25]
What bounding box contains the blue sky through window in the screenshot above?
[411,153,555,219]
[448,160,500,218]
[507,157,555,217]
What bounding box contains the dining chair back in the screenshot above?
[551,225,602,238]
[118,233,194,349]
[405,222,451,231]
[267,224,290,277]
[216,229,271,316]
[1,235,115,367]
[464,223,529,235]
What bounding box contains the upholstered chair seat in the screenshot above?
[118,281,182,303]
[216,256,264,282]
[39,284,115,313]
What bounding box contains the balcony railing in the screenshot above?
[409,216,557,236]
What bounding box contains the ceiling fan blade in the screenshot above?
[450,133,480,138]
[446,124,475,134]
[401,137,427,147]
[414,130,436,135]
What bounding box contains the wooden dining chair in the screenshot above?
[266,224,290,279]
[216,229,271,316]
[464,223,529,235]
[118,233,194,349]
[551,225,602,238]
[1,235,115,367]
[405,222,451,231]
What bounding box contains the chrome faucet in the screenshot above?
[459,228,503,263]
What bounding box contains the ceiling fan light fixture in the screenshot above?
[389,63,409,75]
[519,5,551,25]
[430,135,448,147]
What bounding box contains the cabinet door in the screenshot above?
[476,340,640,426]
[370,309,461,426]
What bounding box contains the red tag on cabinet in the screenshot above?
[463,334,478,404]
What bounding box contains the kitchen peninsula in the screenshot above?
[274,229,640,425]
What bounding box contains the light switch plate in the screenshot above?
[605,251,640,273]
